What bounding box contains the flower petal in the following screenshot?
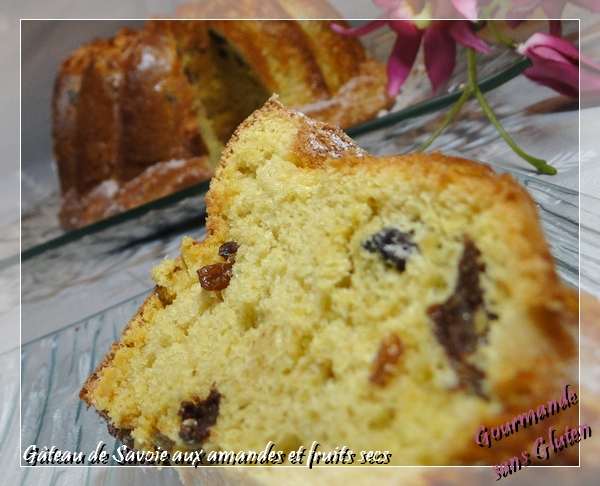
[386,23,424,97]
[518,32,579,61]
[523,69,578,97]
[387,19,418,33]
[330,20,387,37]
[449,0,479,21]
[516,31,600,99]
[530,45,576,64]
[548,20,562,37]
[373,0,416,19]
[541,0,568,18]
[424,22,457,92]
[449,21,490,53]
[525,58,579,89]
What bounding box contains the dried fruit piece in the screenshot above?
[218,241,239,260]
[362,228,419,272]
[178,387,221,443]
[197,263,233,291]
[453,361,486,398]
[369,332,404,387]
[428,240,487,397]
[429,240,483,358]
[154,285,174,306]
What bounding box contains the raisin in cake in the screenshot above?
[80,97,577,465]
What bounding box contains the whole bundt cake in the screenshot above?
[80,97,578,466]
[53,4,392,229]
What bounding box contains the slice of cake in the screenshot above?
[80,97,577,466]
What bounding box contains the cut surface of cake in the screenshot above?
[80,97,577,466]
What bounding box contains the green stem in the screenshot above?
[466,48,557,175]
[467,45,479,87]
[485,20,517,49]
[416,86,471,152]
[473,90,556,174]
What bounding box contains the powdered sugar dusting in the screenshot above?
[91,179,119,199]
[300,116,367,159]
[162,159,187,169]
[138,50,158,71]
[307,133,353,159]
[142,159,187,178]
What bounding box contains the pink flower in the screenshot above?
[332,17,489,97]
[516,32,600,98]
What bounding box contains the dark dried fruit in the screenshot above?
[454,361,486,398]
[428,240,487,397]
[197,263,233,291]
[218,241,239,260]
[178,387,221,443]
[154,285,174,306]
[369,333,404,387]
[429,241,483,358]
[362,228,419,272]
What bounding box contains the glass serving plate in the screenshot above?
[9,168,596,484]
[18,21,535,259]
[12,123,599,486]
